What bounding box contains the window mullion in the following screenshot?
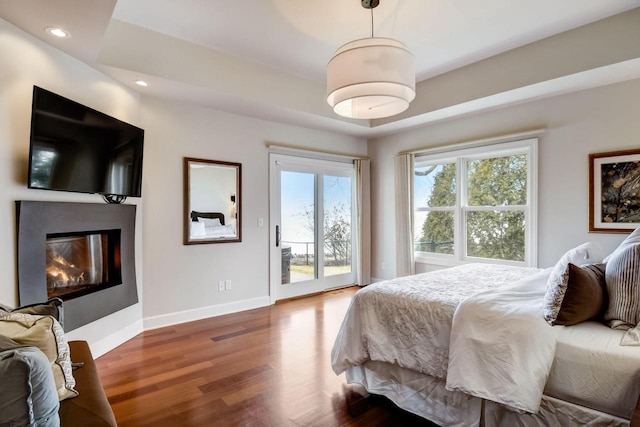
[457,157,465,261]
[464,205,528,212]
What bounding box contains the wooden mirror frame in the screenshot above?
[183,157,242,244]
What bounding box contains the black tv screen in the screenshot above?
[28,86,144,197]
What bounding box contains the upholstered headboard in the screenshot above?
[190,211,225,225]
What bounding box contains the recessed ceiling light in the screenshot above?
[45,27,71,38]
[135,80,149,87]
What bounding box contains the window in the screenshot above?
[413,138,537,266]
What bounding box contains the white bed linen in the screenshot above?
[331,263,541,380]
[346,362,483,427]
[446,269,560,413]
[203,223,236,238]
[190,221,236,239]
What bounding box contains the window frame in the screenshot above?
[413,138,538,267]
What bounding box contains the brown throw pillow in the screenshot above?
[0,298,64,328]
[555,263,606,326]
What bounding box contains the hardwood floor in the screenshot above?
[97,287,439,426]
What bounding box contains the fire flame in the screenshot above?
[46,253,86,289]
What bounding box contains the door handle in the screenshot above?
[275,225,280,247]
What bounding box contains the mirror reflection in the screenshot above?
[184,157,241,244]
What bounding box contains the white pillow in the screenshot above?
[190,221,206,238]
[556,242,603,267]
[200,218,222,227]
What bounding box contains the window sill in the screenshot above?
[414,255,463,268]
[414,254,532,268]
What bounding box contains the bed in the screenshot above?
[332,242,640,426]
[189,211,237,239]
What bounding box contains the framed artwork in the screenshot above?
[589,149,640,233]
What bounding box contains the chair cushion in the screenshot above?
[0,313,78,401]
[0,345,60,427]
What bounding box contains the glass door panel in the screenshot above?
[323,175,352,278]
[270,154,357,302]
[280,171,315,284]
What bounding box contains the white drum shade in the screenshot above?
[327,37,416,119]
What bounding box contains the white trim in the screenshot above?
[414,138,536,162]
[266,142,368,163]
[143,296,271,332]
[414,254,462,267]
[404,129,545,157]
[87,319,144,358]
[273,154,355,174]
[74,297,273,357]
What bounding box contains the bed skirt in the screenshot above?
[346,362,630,427]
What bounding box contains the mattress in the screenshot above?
[544,321,640,419]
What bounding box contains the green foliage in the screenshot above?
[421,164,456,207]
[467,155,527,206]
[466,211,525,261]
[416,155,527,261]
[417,163,456,254]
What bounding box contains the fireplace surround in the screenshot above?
[16,201,138,331]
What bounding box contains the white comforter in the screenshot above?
[446,268,560,413]
[331,263,541,380]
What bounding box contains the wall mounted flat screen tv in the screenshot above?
[28,86,144,198]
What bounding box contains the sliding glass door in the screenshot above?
[269,154,356,301]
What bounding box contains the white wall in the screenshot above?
[369,78,640,280]
[0,17,366,354]
[140,96,366,327]
[0,18,144,355]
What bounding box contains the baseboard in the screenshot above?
[89,319,144,358]
[142,296,272,332]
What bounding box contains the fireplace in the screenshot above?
[16,201,138,332]
[46,230,122,300]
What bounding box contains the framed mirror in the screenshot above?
[184,157,241,244]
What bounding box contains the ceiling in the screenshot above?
[1,0,639,138]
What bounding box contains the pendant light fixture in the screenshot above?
[326,0,416,119]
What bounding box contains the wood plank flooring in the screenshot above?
[96,287,438,426]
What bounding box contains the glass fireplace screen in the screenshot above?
[45,229,122,300]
